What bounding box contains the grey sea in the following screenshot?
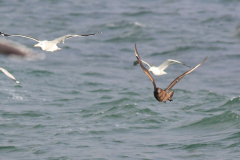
[1,0,240,159]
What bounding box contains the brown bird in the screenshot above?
[134,44,207,103]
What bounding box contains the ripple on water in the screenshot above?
[0,146,17,153]
[53,97,83,102]
[78,81,103,87]
[150,46,202,56]
[82,72,104,77]
[122,11,155,17]
[89,89,112,93]
[93,97,130,106]
[28,70,54,77]
[201,15,235,24]
[119,91,140,96]
[105,20,146,29]
[105,31,154,43]
[1,111,46,118]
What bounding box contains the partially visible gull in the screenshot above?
[0,67,19,83]
[134,44,207,103]
[0,37,45,61]
[0,31,102,52]
[134,59,191,76]
[0,39,29,57]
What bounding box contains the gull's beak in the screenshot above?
[34,44,38,47]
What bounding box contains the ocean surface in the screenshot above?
[1,0,240,159]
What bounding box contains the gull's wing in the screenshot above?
[166,57,207,91]
[0,31,39,42]
[133,59,153,68]
[158,59,191,71]
[0,67,19,83]
[52,32,102,44]
[134,44,156,90]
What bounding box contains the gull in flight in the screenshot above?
[0,31,102,52]
[134,44,207,103]
[134,59,191,76]
[0,67,19,83]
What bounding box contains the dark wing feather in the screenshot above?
[0,31,39,42]
[0,32,11,36]
[77,32,102,37]
[166,57,207,91]
[53,32,102,43]
[134,44,157,90]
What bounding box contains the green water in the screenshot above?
[0,0,240,159]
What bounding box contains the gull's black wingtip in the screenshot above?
[202,56,208,63]
[95,31,102,35]
[0,31,11,36]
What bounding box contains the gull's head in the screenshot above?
[34,41,45,50]
[34,42,42,48]
[149,67,157,73]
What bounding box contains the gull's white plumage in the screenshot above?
[0,67,19,83]
[134,59,191,76]
[0,31,102,52]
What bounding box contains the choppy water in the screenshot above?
[1,0,240,159]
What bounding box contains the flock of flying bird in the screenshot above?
[0,31,207,103]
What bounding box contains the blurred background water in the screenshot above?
[1,0,240,159]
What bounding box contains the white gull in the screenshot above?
[0,31,101,52]
[134,59,191,76]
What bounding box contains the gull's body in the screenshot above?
[0,67,19,83]
[134,59,191,76]
[134,44,207,103]
[0,31,101,52]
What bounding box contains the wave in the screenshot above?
[0,145,17,151]
[78,81,104,87]
[2,110,47,118]
[118,91,140,96]
[89,89,112,93]
[122,11,155,17]
[53,97,83,102]
[176,110,240,133]
[194,111,238,126]
[105,21,146,29]
[105,31,154,43]
[150,46,202,56]
[94,98,130,106]
[28,70,54,76]
[82,72,104,77]
[221,96,240,108]
[201,15,234,24]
